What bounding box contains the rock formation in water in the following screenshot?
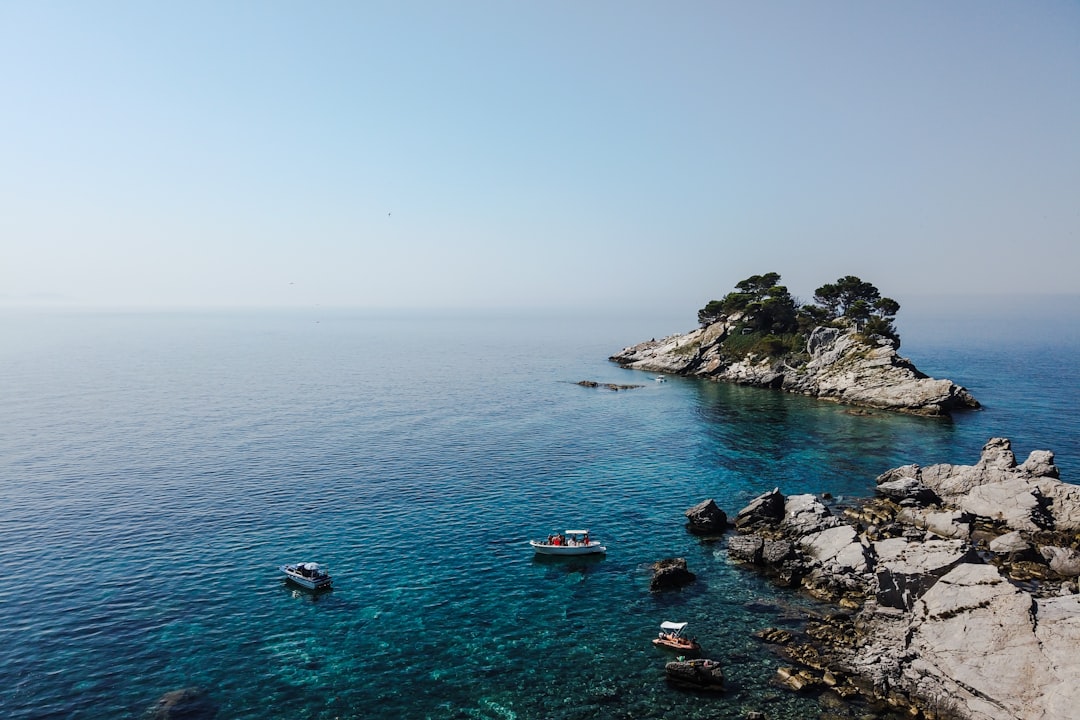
[576,380,644,391]
[664,658,725,691]
[684,498,728,535]
[649,557,697,592]
[145,687,218,719]
[727,438,1080,720]
[611,320,979,416]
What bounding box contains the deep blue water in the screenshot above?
[1,307,1077,719]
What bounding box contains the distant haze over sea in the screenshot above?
[897,294,1080,349]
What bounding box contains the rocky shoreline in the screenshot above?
[716,438,1080,720]
[611,321,980,416]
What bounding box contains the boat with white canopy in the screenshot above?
[652,621,701,654]
[529,530,606,556]
[280,562,333,590]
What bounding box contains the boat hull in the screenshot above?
[652,638,701,656]
[529,540,606,556]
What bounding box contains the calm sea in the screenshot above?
[1,305,1077,719]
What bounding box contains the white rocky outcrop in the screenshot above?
[879,437,1079,533]
[988,530,1029,555]
[885,564,1080,720]
[729,439,1080,720]
[873,537,976,611]
[611,319,979,416]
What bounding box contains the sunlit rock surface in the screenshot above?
[611,320,979,416]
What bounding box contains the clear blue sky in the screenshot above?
[2,1,1078,311]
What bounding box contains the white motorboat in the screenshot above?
[280,562,333,590]
[529,530,606,556]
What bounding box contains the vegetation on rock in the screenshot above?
[697,272,901,359]
[812,275,900,342]
[612,272,976,416]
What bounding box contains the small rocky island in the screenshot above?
[723,438,1080,720]
[611,273,979,416]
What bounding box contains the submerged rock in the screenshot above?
[649,557,697,592]
[664,658,725,691]
[145,688,217,720]
[576,380,644,391]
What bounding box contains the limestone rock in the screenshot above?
[762,538,794,564]
[782,494,842,537]
[988,531,1030,555]
[895,507,971,539]
[684,498,728,535]
[918,438,1025,499]
[896,563,1080,720]
[959,478,1050,532]
[876,475,940,505]
[728,439,1080,720]
[978,437,1018,469]
[876,463,920,486]
[727,534,765,564]
[872,537,977,611]
[859,443,1080,718]
[649,557,697,592]
[1018,449,1060,479]
[1040,546,1080,578]
[734,488,785,530]
[755,626,793,644]
[610,320,979,416]
[1032,478,1080,533]
[800,525,868,576]
[890,438,1080,534]
[775,665,822,692]
[664,658,725,691]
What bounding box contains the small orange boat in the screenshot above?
[651,621,702,655]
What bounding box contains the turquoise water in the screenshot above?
[1,308,1076,719]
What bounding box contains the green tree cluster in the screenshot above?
[697,273,902,356]
[812,275,900,341]
[697,272,799,334]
